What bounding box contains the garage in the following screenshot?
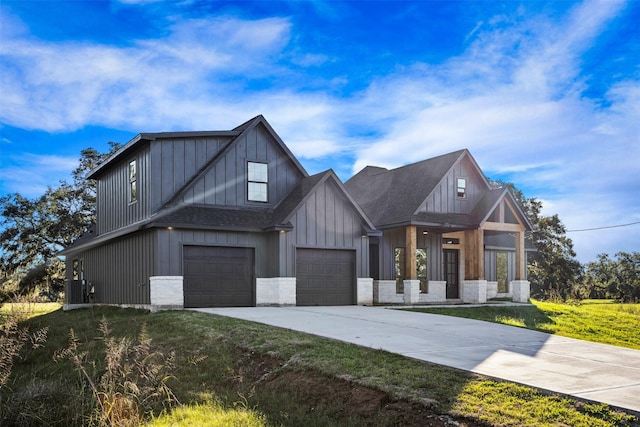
[296,248,355,306]
[183,246,254,308]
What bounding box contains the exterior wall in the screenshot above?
[150,276,184,308]
[484,249,519,282]
[418,155,487,215]
[96,144,152,235]
[155,228,277,278]
[373,280,447,304]
[149,136,232,212]
[281,179,370,277]
[176,124,305,209]
[377,228,443,281]
[65,230,157,305]
[256,277,296,306]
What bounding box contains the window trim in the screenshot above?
[129,160,137,203]
[456,177,467,198]
[247,161,268,203]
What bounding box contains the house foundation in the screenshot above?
[149,276,184,310]
[256,277,296,306]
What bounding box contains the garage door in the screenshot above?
[183,246,254,308]
[296,249,355,306]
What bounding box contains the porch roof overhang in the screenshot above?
[376,212,478,231]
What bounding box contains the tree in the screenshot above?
[0,143,120,298]
[585,252,640,302]
[489,180,582,300]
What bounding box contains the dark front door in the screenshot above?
[443,249,459,299]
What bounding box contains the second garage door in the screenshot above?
[296,248,355,306]
[183,246,254,308]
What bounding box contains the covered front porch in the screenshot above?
[372,195,531,305]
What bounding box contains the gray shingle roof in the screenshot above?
[345,149,467,227]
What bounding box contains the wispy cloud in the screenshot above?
[0,0,637,260]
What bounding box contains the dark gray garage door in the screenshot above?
[183,246,254,308]
[296,249,355,306]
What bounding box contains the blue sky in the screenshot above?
[1,0,638,263]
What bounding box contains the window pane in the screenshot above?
[248,182,267,202]
[457,178,466,198]
[248,162,268,182]
[394,247,405,292]
[129,160,137,181]
[130,180,137,202]
[417,249,427,292]
[497,251,508,293]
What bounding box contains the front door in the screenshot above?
[443,249,459,299]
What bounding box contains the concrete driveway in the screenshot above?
[193,305,640,413]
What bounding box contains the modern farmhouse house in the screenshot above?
[61,116,532,310]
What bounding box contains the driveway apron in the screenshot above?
[193,306,640,413]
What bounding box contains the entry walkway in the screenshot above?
[193,306,640,413]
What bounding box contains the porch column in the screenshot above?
[515,230,526,280]
[464,229,484,280]
[405,225,417,280]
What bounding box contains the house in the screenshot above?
[61,116,532,310]
[345,149,533,304]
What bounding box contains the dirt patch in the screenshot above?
[231,350,484,426]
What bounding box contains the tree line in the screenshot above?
[1,147,638,303]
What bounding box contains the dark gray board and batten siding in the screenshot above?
[66,230,156,305]
[176,126,305,208]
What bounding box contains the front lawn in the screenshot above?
[404,299,640,350]
[1,304,637,426]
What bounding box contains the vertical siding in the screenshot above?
[156,228,274,278]
[80,230,157,305]
[96,145,151,234]
[150,136,231,211]
[282,179,370,277]
[179,124,305,209]
[484,249,517,282]
[420,156,488,215]
[378,227,443,281]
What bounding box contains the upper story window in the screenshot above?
[247,162,268,202]
[129,160,137,203]
[456,178,466,198]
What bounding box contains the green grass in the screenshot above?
[2,305,637,426]
[404,299,640,350]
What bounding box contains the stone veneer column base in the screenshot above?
[462,280,487,304]
[149,276,184,310]
[357,278,373,305]
[403,280,421,304]
[510,280,531,303]
[256,277,296,306]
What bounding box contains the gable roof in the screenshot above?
[472,188,533,231]
[272,169,378,234]
[345,149,469,227]
[345,149,532,232]
[161,115,308,209]
[61,169,378,256]
[87,115,307,182]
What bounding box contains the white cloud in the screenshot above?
[0,0,637,261]
[0,154,79,197]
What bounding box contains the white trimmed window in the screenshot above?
[456,178,466,198]
[129,160,137,202]
[247,162,268,202]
